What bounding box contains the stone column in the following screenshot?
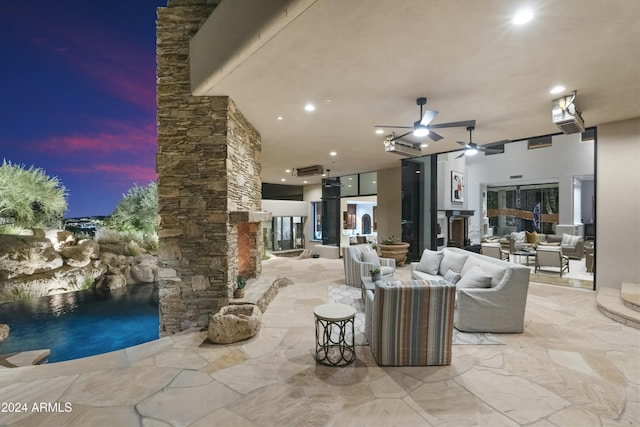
[156,0,262,335]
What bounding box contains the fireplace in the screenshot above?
[445,210,475,248]
[230,211,272,278]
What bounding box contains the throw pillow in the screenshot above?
[439,251,468,276]
[561,233,581,248]
[456,265,492,289]
[416,249,443,275]
[443,269,461,284]
[511,231,525,243]
[361,250,381,266]
[525,230,538,244]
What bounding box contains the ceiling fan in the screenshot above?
[323,169,343,187]
[375,97,476,142]
[455,126,510,158]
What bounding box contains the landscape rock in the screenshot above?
[0,235,64,279]
[0,263,107,301]
[0,324,9,343]
[59,239,101,268]
[97,272,128,291]
[45,229,76,250]
[130,254,157,283]
[207,304,262,344]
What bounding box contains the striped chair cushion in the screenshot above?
[371,279,455,366]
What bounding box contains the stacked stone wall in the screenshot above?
[156,0,263,335]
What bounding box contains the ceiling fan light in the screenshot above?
[412,126,429,137]
[465,148,478,156]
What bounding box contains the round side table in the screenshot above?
[314,303,356,366]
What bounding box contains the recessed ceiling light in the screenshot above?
[329,151,337,156]
[285,169,291,173]
[303,180,308,184]
[281,178,286,182]
[372,181,376,184]
[277,116,283,120]
[550,85,565,94]
[513,9,533,25]
[304,103,315,112]
[420,143,429,148]
[375,129,384,134]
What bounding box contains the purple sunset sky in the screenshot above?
[1,1,166,218]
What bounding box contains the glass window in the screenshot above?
[360,172,377,195]
[312,202,322,241]
[340,174,358,197]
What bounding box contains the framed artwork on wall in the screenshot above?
[451,171,464,202]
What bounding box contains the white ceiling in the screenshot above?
[193,0,640,185]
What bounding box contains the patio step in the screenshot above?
[596,285,640,330]
[621,282,640,311]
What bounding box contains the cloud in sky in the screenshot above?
[34,120,156,155]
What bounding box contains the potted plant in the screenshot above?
[379,235,410,266]
[370,265,382,281]
[233,275,247,298]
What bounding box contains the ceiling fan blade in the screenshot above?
[427,130,443,141]
[391,131,413,141]
[375,125,413,129]
[455,151,466,159]
[420,109,438,126]
[456,140,468,147]
[429,119,476,129]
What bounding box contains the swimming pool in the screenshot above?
[0,283,159,363]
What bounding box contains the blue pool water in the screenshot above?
[0,283,159,363]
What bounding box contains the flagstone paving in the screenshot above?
[0,257,638,426]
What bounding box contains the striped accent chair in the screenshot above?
[366,279,455,366]
[343,244,395,287]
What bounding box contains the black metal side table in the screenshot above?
[314,303,356,366]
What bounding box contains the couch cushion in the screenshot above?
[443,269,461,284]
[511,231,526,243]
[416,249,443,275]
[411,270,441,281]
[457,265,492,289]
[362,250,381,266]
[461,256,508,288]
[561,233,581,248]
[439,251,468,276]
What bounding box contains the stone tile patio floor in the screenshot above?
[0,257,638,426]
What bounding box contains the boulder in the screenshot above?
[0,324,9,343]
[207,304,262,344]
[60,239,101,268]
[130,254,157,283]
[0,263,107,301]
[45,229,76,250]
[0,235,63,279]
[60,245,90,268]
[97,272,128,291]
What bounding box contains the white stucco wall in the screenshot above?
[596,117,640,289]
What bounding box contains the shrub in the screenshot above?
[0,224,31,235]
[94,228,124,244]
[104,182,158,235]
[0,160,68,228]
